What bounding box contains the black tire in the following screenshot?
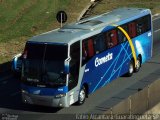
[127,60,134,77]
[77,86,86,105]
[134,57,141,73]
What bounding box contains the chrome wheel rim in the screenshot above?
[136,59,140,69]
[129,63,134,73]
[79,89,85,102]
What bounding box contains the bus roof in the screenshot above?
[28,8,151,44]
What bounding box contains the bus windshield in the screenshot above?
[22,43,68,88]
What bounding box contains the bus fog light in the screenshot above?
[59,103,62,107]
[55,94,66,98]
[22,90,28,94]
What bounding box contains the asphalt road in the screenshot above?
[0,15,159,120]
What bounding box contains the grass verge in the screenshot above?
[0,0,90,64]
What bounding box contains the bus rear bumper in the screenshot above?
[22,92,69,107]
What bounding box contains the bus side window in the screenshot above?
[111,30,118,45]
[128,22,136,38]
[145,15,151,31]
[105,30,118,49]
[82,40,88,64]
[82,38,95,65]
[118,25,128,43]
[88,39,94,57]
[93,34,106,54]
[136,15,151,35]
[69,41,80,90]
[136,18,144,35]
[118,30,127,43]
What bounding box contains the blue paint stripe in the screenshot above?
[110,42,129,77]
[102,53,132,87]
[121,43,130,57]
[92,42,128,92]
[118,43,130,76]
[106,44,130,84]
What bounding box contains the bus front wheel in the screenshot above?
[77,86,86,105]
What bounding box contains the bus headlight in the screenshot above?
[55,94,66,98]
[22,89,28,94]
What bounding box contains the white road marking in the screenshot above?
[153,14,160,33]
[152,13,160,21]
[153,16,160,21]
[153,13,160,17]
[154,29,160,33]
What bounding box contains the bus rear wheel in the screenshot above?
[77,86,86,105]
[134,57,141,72]
[127,60,134,77]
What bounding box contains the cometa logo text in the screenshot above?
[95,53,113,67]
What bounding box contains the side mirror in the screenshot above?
[64,57,71,74]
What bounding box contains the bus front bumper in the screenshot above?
[22,91,69,107]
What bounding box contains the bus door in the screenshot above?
[67,41,80,105]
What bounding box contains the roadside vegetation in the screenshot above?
[0,0,160,64]
[90,0,160,16]
[0,0,89,64]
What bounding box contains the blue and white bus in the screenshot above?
[21,8,152,107]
